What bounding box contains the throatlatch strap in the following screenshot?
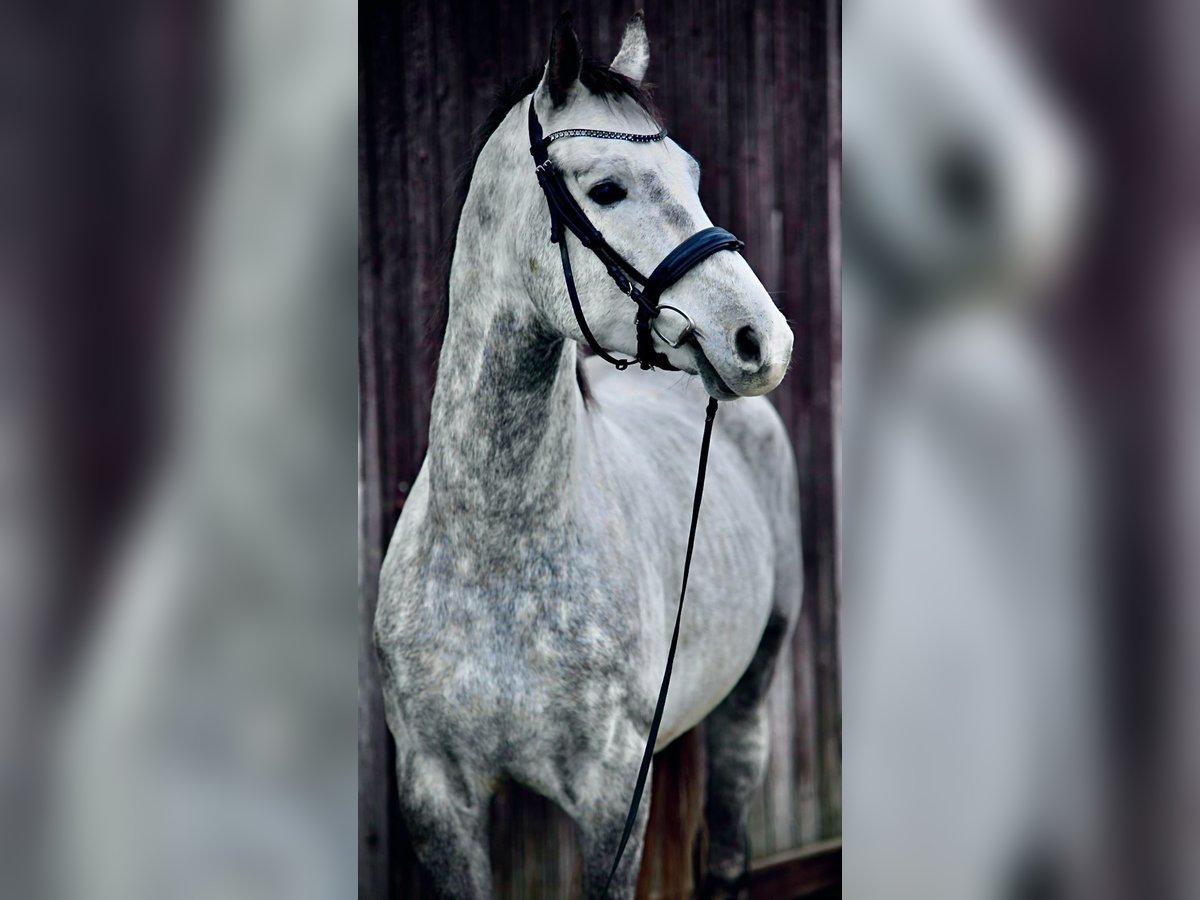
[601,396,720,898]
[558,229,632,369]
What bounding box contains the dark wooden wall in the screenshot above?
[359,1,840,896]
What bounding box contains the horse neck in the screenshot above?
[426,118,583,537]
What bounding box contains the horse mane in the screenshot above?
[428,59,661,407]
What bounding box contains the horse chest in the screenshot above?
[379,512,648,737]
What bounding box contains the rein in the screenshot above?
[527,96,743,895]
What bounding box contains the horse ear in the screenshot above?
[541,12,583,108]
[611,11,650,84]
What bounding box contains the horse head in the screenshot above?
[520,13,794,398]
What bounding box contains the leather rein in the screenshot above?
[527,96,743,896]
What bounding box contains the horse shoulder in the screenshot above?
[374,466,442,688]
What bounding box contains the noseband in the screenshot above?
[528,95,742,897]
[528,98,744,371]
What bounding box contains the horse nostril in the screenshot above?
[734,325,762,366]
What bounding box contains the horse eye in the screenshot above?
[587,181,627,206]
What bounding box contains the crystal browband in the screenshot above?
[541,126,668,146]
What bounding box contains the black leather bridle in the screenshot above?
[528,98,744,372]
[527,96,743,896]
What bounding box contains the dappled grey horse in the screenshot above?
[375,14,802,898]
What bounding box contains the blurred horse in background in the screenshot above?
[842,0,1100,897]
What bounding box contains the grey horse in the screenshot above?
[375,14,802,899]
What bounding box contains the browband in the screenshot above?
[541,125,668,146]
[528,97,744,370]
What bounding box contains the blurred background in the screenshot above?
[0,0,1195,898]
[844,0,1192,898]
[359,1,840,897]
[0,0,358,898]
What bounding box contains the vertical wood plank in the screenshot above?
[820,0,843,837]
[358,10,388,896]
